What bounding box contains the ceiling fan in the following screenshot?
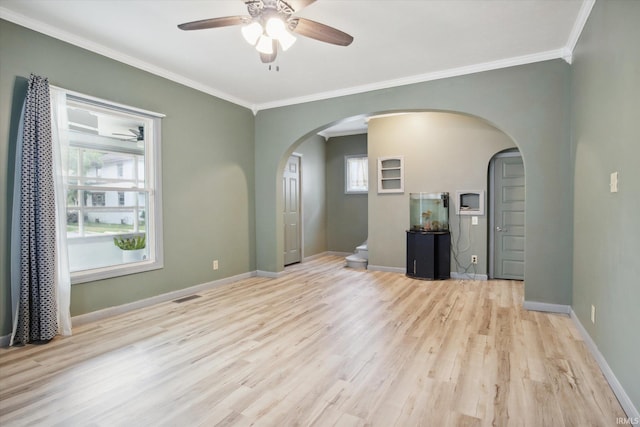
[177,0,353,63]
[113,126,144,142]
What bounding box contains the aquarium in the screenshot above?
[409,192,449,231]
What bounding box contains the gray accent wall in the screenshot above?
[255,59,573,307]
[0,20,255,335]
[571,0,640,409]
[295,134,327,258]
[326,134,368,253]
[367,113,515,273]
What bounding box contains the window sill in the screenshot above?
[71,259,163,284]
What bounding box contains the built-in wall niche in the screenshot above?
[456,190,485,215]
[377,156,404,193]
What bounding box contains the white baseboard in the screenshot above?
[367,265,405,274]
[256,270,284,278]
[301,252,327,262]
[326,251,352,257]
[570,309,639,420]
[450,272,488,281]
[72,271,256,328]
[523,301,571,314]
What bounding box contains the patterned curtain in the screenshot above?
[10,74,58,345]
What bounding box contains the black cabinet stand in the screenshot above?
[406,231,451,280]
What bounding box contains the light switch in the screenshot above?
[610,171,618,193]
[471,216,478,225]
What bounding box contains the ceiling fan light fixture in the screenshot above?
[256,35,274,54]
[278,30,296,51]
[241,21,263,45]
[265,16,287,39]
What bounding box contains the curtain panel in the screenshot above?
[10,74,70,345]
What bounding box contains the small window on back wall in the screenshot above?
[345,155,368,194]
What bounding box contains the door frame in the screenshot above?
[488,149,522,279]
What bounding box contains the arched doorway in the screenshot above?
[282,111,522,280]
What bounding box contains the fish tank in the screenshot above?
[410,192,449,231]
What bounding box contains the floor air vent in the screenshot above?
[173,295,202,303]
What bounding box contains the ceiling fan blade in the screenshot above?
[178,16,247,31]
[290,18,353,46]
[260,40,278,63]
[286,0,317,13]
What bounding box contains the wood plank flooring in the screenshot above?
[0,255,625,426]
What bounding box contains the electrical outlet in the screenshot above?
[471,255,478,264]
[610,172,618,193]
[591,305,596,324]
[213,260,219,270]
[471,216,478,225]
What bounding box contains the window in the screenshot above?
[90,192,106,207]
[51,87,164,284]
[345,155,368,194]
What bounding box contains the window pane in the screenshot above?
[346,156,368,193]
[67,192,149,272]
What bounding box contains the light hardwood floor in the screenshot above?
[0,255,625,426]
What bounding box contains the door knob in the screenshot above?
[496,226,503,232]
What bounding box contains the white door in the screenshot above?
[491,154,525,280]
[283,155,301,265]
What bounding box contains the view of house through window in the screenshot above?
[53,88,164,283]
[345,155,368,194]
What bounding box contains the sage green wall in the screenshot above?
[295,134,327,258]
[367,113,516,273]
[0,20,255,336]
[571,0,640,409]
[255,59,572,306]
[326,134,368,253]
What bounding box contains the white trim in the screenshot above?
[522,301,571,314]
[51,85,165,118]
[0,7,253,111]
[72,271,256,328]
[256,49,567,111]
[256,270,284,278]
[326,251,354,257]
[1,5,573,113]
[450,272,488,281]
[367,265,405,274]
[570,309,640,420]
[318,129,367,140]
[71,261,164,285]
[564,0,596,64]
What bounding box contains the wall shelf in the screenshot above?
[377,156,404,193]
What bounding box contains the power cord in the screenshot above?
[450,215,477,279]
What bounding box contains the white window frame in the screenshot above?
[345,155,368,194]
[52,87,165,284]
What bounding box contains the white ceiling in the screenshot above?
[0,0,592,113]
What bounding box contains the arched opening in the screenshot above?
[276,110,523,281]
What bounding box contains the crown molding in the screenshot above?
[318,128,367,140]
[564,0,596,64]
[0,7,254,111]
[2,3,592,115]
[254,48,567,112]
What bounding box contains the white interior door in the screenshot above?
[283,155,301,265]
[491,154,525,280]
